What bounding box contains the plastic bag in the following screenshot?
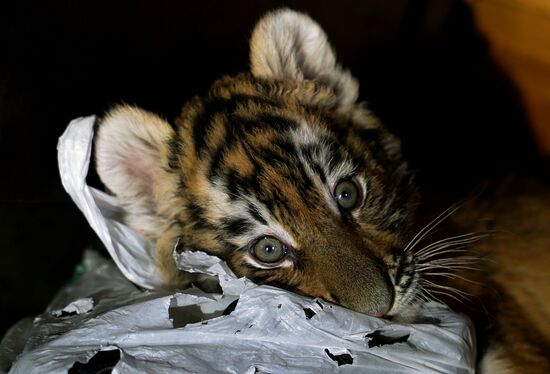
[4,117,476,373]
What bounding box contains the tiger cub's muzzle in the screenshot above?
[293,233,395,317]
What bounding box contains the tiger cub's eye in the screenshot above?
[334,180,361,210]
[252,236,288,264]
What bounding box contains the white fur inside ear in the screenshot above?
[250,8,359,106]
[95,105,176,237]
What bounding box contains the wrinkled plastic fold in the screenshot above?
[4,117,476,373]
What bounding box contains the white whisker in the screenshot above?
[420,271,482,285]
[425,289,469,305]
[421,279,474,296]
[415,247,471,261]
[415,232,489,258]
[405,204,463,252]
[417,264,481,272]
[427,256,481,264]
[420,288,451,307]
[423,263,479,271]
[412,292,431,306]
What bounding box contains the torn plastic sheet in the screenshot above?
[9,251,476,373]
[56,115,164,290]
[2,116,476,373]
[51,298,94,317]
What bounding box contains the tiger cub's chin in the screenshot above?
[95,8,550,373]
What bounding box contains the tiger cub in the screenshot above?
[95,9,550,373]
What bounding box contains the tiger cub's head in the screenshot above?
[96,9,419,317]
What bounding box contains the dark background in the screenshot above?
[0,0,542,337]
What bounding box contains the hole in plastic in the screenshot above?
[223,299,239,315]
[303,307,316,320]
[366,330,410,348]
[324,348,354,366]
[169,297,239,328]
[68,349,120,374]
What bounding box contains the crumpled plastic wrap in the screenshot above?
[2,116,477,373]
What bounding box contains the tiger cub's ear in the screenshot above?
[95,105,178,238]
[250,8,359,106]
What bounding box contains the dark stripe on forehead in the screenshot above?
[292,157,317,195]
[207,144,226,182]
[272,137,298,158]
[256,144,291,169]
[226,113,299,143]
[224,172,240,200]
[259,185,291,217]
[247,202,268,226]
[310,162,327,184]
[251,136,301,169]
[221,143,263,199]
[192,94,281,157]
[256,113,299,133]
[326,144,347,175]
[300,137,342,170]
[206,113,299,183]
[313,118,370,172]
[249,138,322,216]
[221,217,253,237]
[253,139,317,198]
[208,137,262,195]
[300,144,328,184]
